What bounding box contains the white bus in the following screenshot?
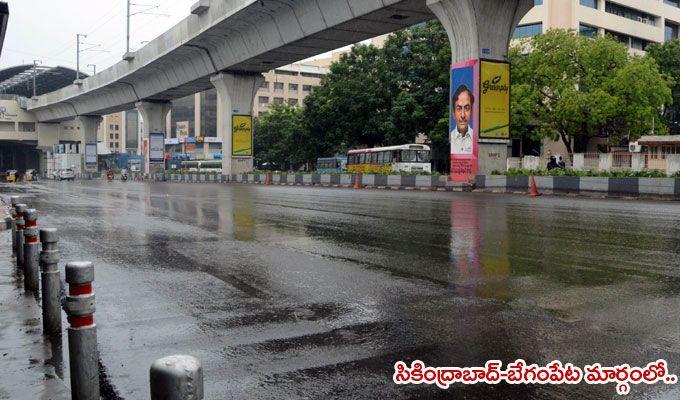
[347,144,431,174]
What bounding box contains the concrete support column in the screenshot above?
[136,101,171,175]
[210,72,264,176]
[427,0,533,63]
[428,0,532,179]
[76,116,102,175]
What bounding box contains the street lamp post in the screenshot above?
[76,34,86,81]
[32,59,41,98]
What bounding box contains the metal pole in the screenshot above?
[15,204,27,267]
[40,228,62,336]
[126,0,131,54]
[150,355,204,400]
[23,209,40,292]
[10,196,18,251]
[32,60,39,97]
[63,261,99,400]
[76,34,80,80]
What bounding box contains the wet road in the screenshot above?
[2,180,680,399]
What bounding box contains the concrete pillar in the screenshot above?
[572,153,585,171]
[631,153,644,172]
[76,116,102,150]
[598,153,612,172]
[427,0,533,63]
[136,101,171,175]
[667,154,680,176]
[210,72,264,176]
[428,0,532,179]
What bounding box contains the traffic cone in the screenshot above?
[529,174,542,197]
[354,174,361,189]
[265,174,271,185]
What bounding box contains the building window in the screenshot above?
[110,134,114,139]
[606,30,652,50]
[114,124,119,130]
[115,142,119,148]
[109,142,114,148]
[303,85,312,92]
[513,23,543,38]
[273,97,284,104]
[664,0,679,8]
[275,70,298,76]
[274,82,284,91]
[115,134,119,139]
[301,72,323,78]
[605,2,656,26]
[288,83,298,92]
[258,96,269,104]
[580,0,597,9]
[579,23,598,39]
[534,0,542,5]
[109,124,113,130]
[18,122,36,132]
[666,22,679,41]
[261,81,269,90]
[288,98,298,105]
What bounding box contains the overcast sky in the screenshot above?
[0,0,345,73]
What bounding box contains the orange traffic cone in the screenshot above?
[354,174,361,189]
[265,174,271,185]
[529,174,542,197]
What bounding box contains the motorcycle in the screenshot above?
[121,173,128,182]
[106,170,114,182]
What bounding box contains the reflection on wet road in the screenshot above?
[3,180,680,399]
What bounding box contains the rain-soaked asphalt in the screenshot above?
[2,179,680,399]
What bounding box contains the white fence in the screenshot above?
[508,153,679,175]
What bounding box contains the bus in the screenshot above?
[347,144,431,174]
[179,160,222,173]
[316,156,347,173]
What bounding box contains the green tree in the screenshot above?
[253,103,306,170]
[647,40,680,133]
[510,30,672,156]
[302,21,452,170]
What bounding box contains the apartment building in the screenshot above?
[254,64,329,116]
[98,112,125,153]
[516,0,680,53]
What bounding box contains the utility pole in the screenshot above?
[126,1,167,55]
[32,60,41,98]
[76,34,86,81]
[87,64,96,75]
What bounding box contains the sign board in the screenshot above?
[232,114,253,157]
[479,60,510,139]
[165,138,180,145]
[449,59,479,182]
[186,143,196,153]
[85,143,97,171]
[149,132,165,163]
[176,121,189,140]
[204,137,222,143]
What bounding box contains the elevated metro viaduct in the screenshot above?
[28,0,533,175]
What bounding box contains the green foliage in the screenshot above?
[510,30,673,153]
[253,103,307,170]
[504,168,672,178]
[647,40,680,133]
[302,21,451,169]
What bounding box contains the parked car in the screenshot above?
[58,169,75,181]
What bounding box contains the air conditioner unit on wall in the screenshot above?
[629,142,642,153]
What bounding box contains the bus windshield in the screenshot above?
[400,150,431,163]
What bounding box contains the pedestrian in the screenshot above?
[547,156,558,170]
[558,156,566,169]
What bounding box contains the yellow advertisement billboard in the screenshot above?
[479,60,510,139]
[232,114,253,157]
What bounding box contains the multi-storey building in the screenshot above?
[516,0,680,53]
[98,112,125,153]
[254,64,329,117]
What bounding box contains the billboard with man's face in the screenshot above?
[449,59,479,182]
